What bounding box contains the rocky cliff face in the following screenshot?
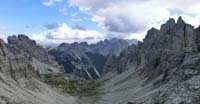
[7,35,63,73]
[92,17,200,104]
[49,38,137,79]
[0,38,36,80]
[8,35,48,62]
[0,38,79,104]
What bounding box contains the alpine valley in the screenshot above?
[0,17,200,104]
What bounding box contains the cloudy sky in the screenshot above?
[0,0,200,45]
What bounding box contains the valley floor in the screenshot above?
[0,72,79,104]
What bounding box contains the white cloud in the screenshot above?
[59,6,68,15]
[71,18,83,22]
[91,15,105,29]
[31,23,104,45]
[68,0,200,40]
[125,31,147,41]
[42,0,63,6]
[71,13,78,17]
[0,26,8,42]
[0,34,7,42]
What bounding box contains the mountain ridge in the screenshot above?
[0,16,200,104]
[93,16,200,104]
[49,38,138,79]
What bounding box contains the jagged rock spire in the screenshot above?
[160,18,175,31]
[167,18,176,25]
[177,16,185,25]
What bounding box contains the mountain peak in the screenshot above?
[8,34,36,45]
[160,18,176,31]
[167,18,176,25]
[177,16,185,25]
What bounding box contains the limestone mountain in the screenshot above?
[7,35,63,73]
[0,37,78,104]
[7,35,49,63]
[92,16,200,104]
[49,38,138,79]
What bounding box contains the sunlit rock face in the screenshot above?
[7,34,63,73]
[7,35,49,63]
[0,38,36,80]
[0,36,78,104]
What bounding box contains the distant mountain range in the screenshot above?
[49,38,138,79]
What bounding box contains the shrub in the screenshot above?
[41,73,101,97]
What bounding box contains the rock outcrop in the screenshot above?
[8,35,48,62]
[7,35,63,73]
[93,16,200,104]
[0,38,36,80]
[0,38,79,104]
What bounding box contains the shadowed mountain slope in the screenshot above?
[49,38,138,79]
[85,17,200,104]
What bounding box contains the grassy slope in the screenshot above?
[41,73,101,97]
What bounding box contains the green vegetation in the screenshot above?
[63,79,100,96]
[41,73,101,97]
[153,99,165,104]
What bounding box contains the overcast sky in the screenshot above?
[0,0,200,45]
